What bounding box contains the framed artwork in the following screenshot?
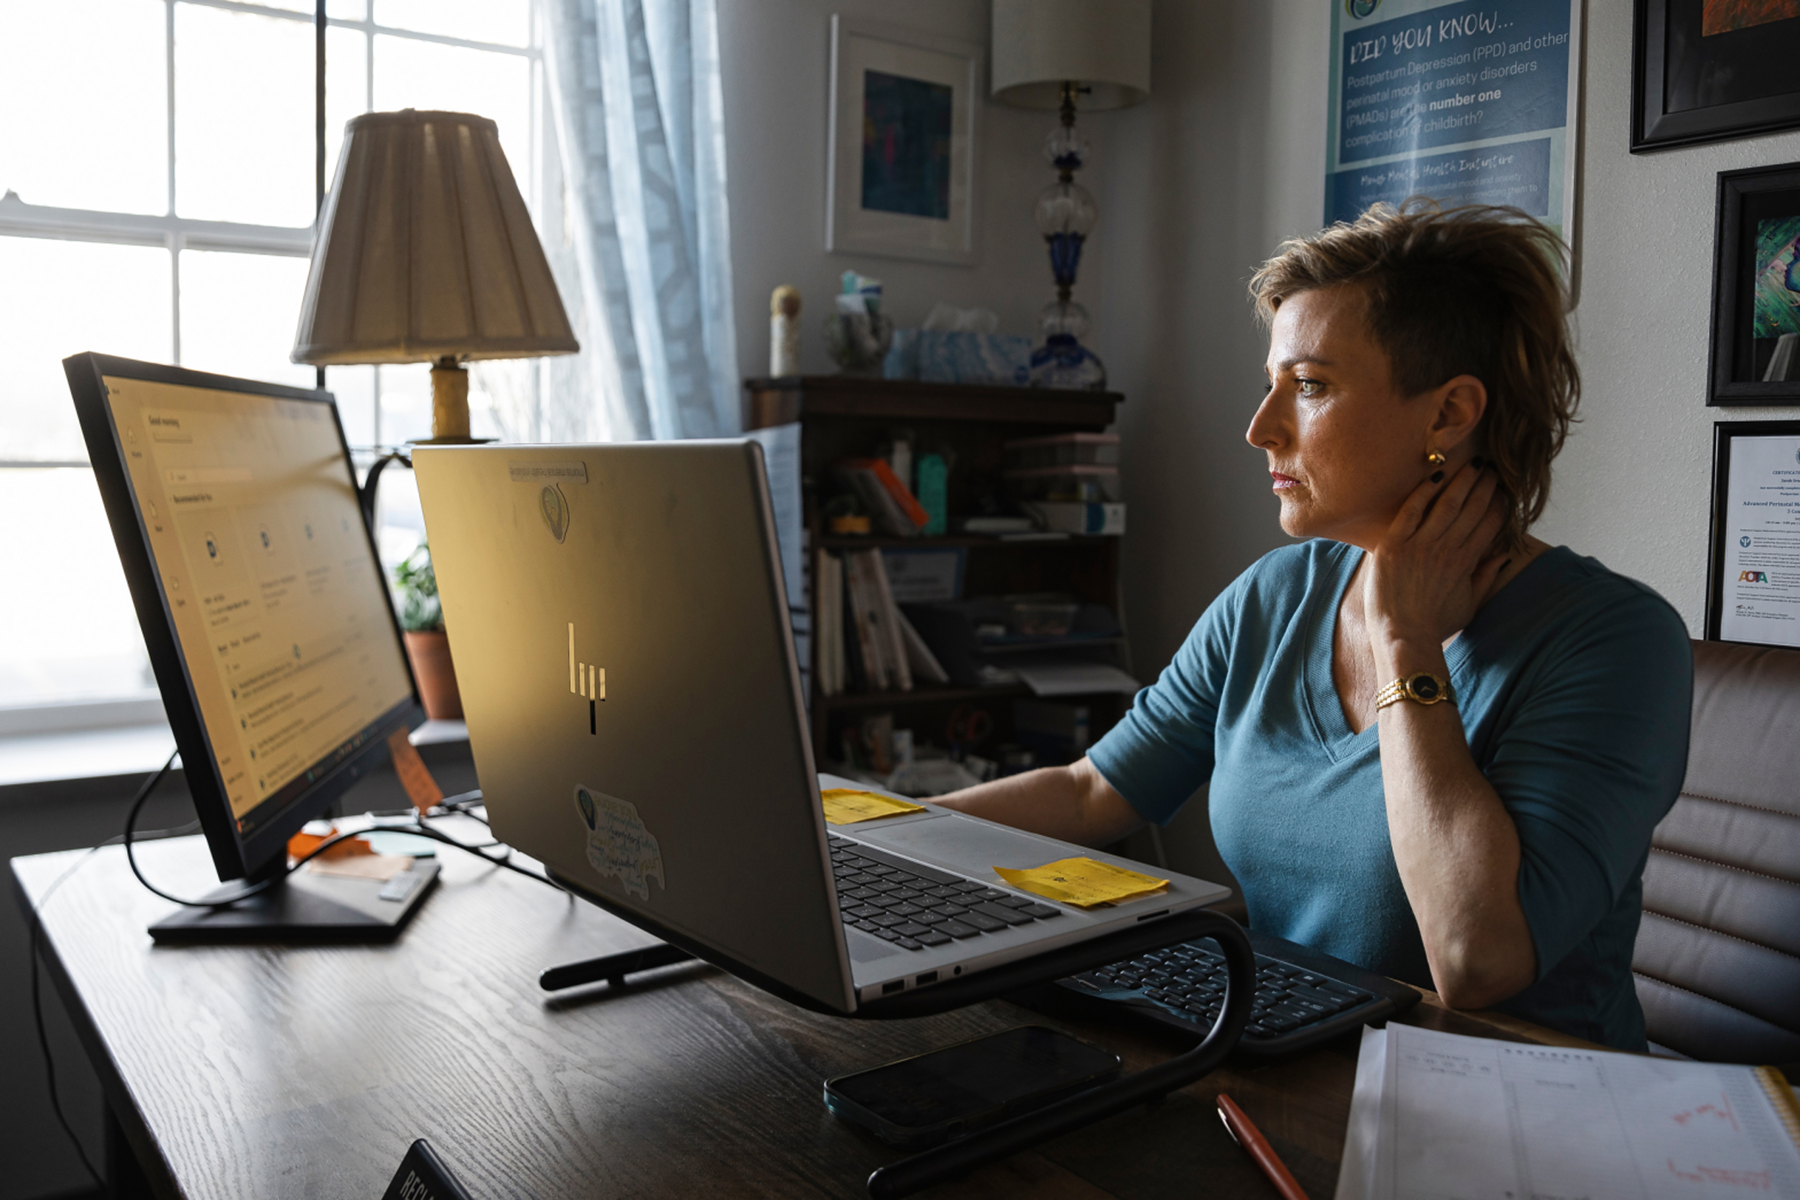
[1633,0,1800,152]
[1708,162,1800,405]
[1706,421,1800,646]
[826,16,981,266]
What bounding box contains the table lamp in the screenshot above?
[292,109,578,442]
[991,0,1151,390]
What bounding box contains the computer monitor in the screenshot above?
[66,353,433,941]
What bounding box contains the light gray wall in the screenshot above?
[1537,2,1800,623]
[716,0,1085,380]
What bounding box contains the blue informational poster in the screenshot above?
[1325,0,1580,240]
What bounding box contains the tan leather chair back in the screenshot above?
[1632,640,1800,1065]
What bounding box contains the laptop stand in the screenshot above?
[539,876,1254,1200]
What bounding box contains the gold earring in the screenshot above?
[1426,450,1447,467]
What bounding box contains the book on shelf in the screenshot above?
[862,548,913,691]
[835,458,929,537]
[843,549,892,689]
[897,602,950,685]
[814,548,949,695]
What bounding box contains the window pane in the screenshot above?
[325,26,370,189]
[373,35,533,178]
[0,469,155,708]
[327,366,377,448]
[328,0,368,19]
[174,4,314,227]
[376,362,433,446]
[0,237,172,462]
[375,0,531,48]
[178,250,316,389]
[0,0,167,215]
[373,460,426,594]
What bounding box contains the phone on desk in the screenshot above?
[822,1025,1122,1150]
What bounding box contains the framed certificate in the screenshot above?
[1706,421,1800,647]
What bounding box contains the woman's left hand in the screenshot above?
[1362,462,1510,652]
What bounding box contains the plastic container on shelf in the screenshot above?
[1007,598,1081,637]
[1002,432,1120,470]
[1003,463,1122,503]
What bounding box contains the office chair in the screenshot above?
[1632,640,1800,1068]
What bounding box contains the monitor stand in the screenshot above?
[147,859,441,944]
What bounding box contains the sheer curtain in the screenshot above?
[542,0,739,441]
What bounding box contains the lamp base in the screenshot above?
[430,357,471,440]
[1029,334,1106,391]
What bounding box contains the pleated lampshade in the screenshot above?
[990,0,1152,110]
[292,109,577,369]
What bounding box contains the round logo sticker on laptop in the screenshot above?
[540,483,570,543]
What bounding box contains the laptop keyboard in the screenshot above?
[1066,939,1376,1040]
[829,834,1062,950]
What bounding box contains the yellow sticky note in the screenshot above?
[821,788,925,825]
[992,857,1170,909]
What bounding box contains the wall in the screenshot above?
[1537,2,1800,619]
[716,0,1084,380]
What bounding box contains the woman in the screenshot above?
[937,201,1692,1050]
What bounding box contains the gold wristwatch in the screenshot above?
[1374,672,1455,711]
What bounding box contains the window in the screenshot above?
[0,0,551,729]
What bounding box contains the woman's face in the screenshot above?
[1247,285,1441,549]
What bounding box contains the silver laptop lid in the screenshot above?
[413,441,853,1012]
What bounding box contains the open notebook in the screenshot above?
[1337,1024,1800,1199]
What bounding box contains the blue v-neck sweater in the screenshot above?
[1089,540,1692,1049]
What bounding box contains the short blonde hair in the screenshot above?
[1249,199,1578,551]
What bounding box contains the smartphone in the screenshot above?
[822,1025,1123,1150]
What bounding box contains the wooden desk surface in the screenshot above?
[14,833,1575,1199]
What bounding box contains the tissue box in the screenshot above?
[919,331,1033,386]
[883,330,1033,385]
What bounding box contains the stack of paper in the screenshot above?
[1337,1024,1800,1199]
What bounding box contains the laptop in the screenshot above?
[412,440,1230,1013]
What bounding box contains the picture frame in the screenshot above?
[1705,420,1800,647]
[826,15,982,266]
[1708,162,1800,406]
[1633,0,1800,152]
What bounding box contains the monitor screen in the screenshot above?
[71,356,419,879]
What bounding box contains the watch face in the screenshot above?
[1409,675,1441,701]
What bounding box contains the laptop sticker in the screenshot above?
[539,484,570,543]
[575,785,665,900]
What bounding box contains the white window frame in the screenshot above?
[0,0,547,738]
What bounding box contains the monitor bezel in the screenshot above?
[65,352,425,882]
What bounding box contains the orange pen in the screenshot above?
[1217,1092,1310,1200]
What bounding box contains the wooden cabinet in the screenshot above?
[743,375,1134,776]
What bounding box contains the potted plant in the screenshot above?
[394,541,463,720]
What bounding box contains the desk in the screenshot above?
[14,832,1580,1199]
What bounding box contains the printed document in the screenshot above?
[1337,1024,1800,1199]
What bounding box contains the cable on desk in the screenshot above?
[122,773,556,907]
[434,789,488,826]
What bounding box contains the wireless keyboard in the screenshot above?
[1050,927,1420,1057]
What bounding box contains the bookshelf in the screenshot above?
[743,375,1133,776]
